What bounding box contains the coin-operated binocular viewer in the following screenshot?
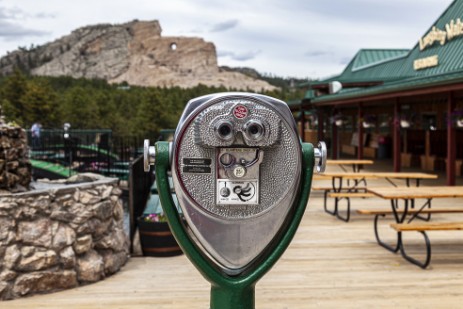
[144,92,326,309]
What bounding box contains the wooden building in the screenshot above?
[294,0,463,185]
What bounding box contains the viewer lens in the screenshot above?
[244,120,264,141]
[215,120,234,141]
[219,123,232,137]
[249,124,260,135]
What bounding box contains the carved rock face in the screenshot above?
[0,20,277,92]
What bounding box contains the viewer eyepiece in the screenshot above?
[215,120,234,141]
[243,120,265,141]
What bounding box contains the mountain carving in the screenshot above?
[0,20,277,91]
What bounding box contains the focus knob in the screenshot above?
[143,139,156,172]
[314,141,327,173]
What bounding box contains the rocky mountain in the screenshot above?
[0,20,277,92]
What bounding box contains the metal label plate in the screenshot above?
[216,179,259,205]
[183,166,211,173]
[183,158,212,165]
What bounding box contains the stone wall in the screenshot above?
[0,125,31,192]
[0,177,129,300]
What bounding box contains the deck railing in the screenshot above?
[27,129,145,180]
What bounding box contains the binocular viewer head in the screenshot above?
[195,102,282,148]
[145,92,326,275]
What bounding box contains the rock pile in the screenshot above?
[0,125,31,192]
[0,177,129,300]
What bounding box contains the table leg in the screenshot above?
[407,198,432,223]
[374,198,409,253]
[406,178,430,211]
[324,177,343,216]
[399,231,432,269]
[392,198,431,268]
[323,189,335,215]
[374,214,400,253]
[333,176,352,222]
[353,177,367,191]
[335,197,351,222]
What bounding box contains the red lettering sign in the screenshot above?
[233,105,248,119]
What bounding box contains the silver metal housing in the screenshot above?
[172,92,302,275]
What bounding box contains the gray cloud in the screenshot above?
[210,19,239,32]
[277,0,439,26]
[0,5,54,20]
[0,20,49,39]
[339,56,352,65]
[218,49,261,61]
[34,12,56,19]
[0,6,51,39]
[0,6,23,20]
[304,50,332,57]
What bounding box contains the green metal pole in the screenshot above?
[210,283,255,309]
[155,141,314,309]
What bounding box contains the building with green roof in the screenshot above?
[297,0,463,185]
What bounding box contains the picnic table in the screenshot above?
[365,186,463,268]
[321,171,438,189]
[316,172,438,222]
[326,159,374,173]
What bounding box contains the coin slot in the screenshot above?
[220,153,235,167]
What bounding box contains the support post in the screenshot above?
[332,117,338,159]
[317,110,324,142]
[357,104,364,160]
[447,92,456,186]
[393,99,401,172]
[299,105,305,142]
[155,141,315,309]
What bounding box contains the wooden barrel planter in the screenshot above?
[137,218,184,257]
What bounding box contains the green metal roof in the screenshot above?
[294,110,316,118]
[398,0,463,77]
[310,0,463,104]
[351,49,410,71]
[287,99,302,107]
[304,89,315,99]
[312,69,463,103]
[314,49,410,84]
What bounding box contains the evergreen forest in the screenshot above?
[0,70,306,140]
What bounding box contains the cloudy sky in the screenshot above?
[0,0,455,79]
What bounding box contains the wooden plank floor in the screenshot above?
[6,165,463,308]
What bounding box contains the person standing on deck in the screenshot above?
[31,122,42,149]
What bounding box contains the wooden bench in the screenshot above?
[357,208,463,215]
[325,191,374,222]
[312,186,337,218]
[312,186,367,193]
[357,208,463,222]
[389,221,463,268]
[312,186,334,191]
[312,186,368,222]
[391,221,463,232]
[328,192,374,198]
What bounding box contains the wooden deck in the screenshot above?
[6,166,463,308]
